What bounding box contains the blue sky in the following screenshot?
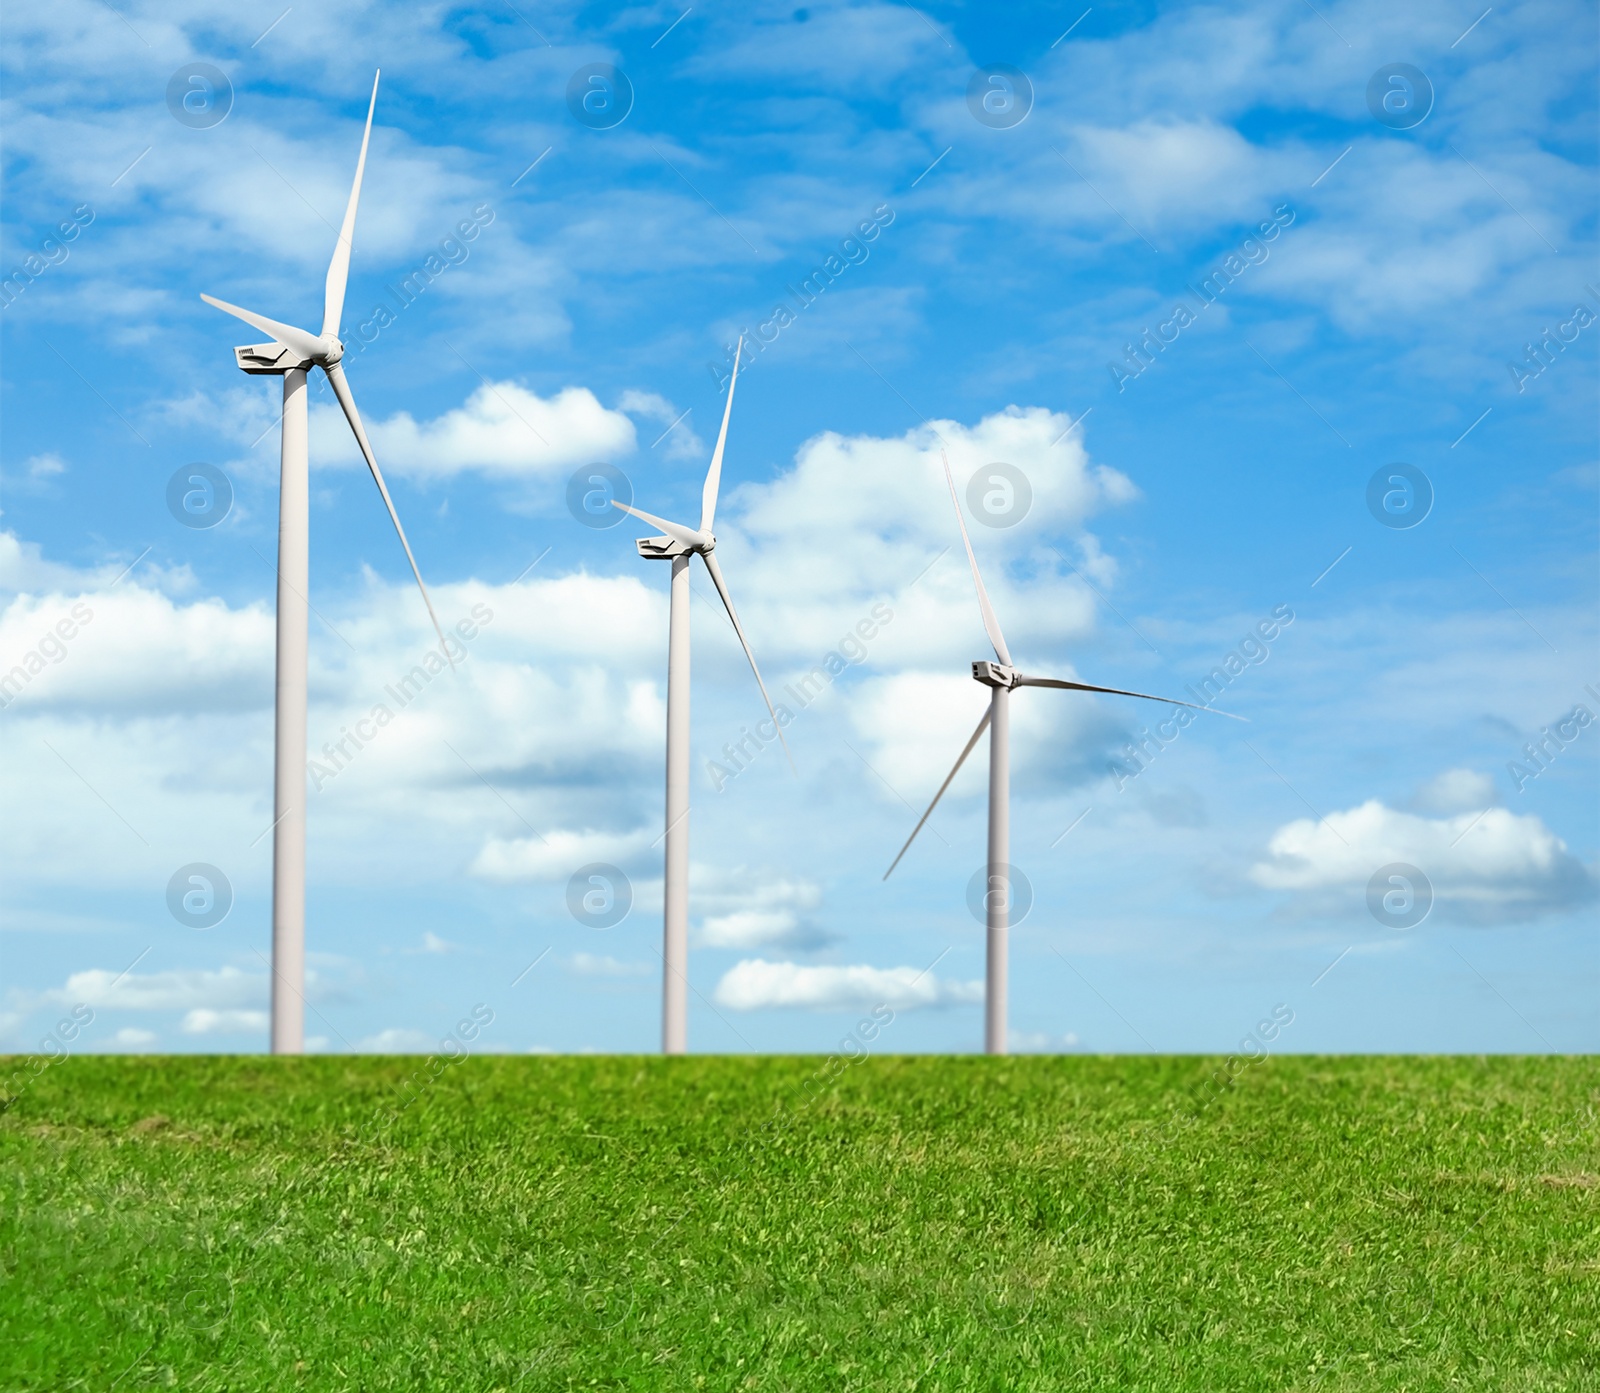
[2,0,1595,1055]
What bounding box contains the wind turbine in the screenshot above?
[612,338,791,1054]
[885,452,1241,1055]
[200,71,451,1054]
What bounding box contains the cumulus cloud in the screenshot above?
[1265,143,1573,332]
[848,668,1124,807]
[1010,1030,1080,1052]
[723,406,1133,686]
[155,384,283,451]
[334,399,1135,776]
[1250,798,1595,923]
[25,452,66,479]
[849,671,990,799]
[698,910,825,951]
[693,872,834,951]
[398,932,463,955]
[567,953,652,978]
[470,827,654,884]
[0,394,1153,933]
[1411,768,1498,815]
[0,530,144,595]
[44,966,266,1012]
[0,582,272,714]
[1068,118,1303,234]
[616,389,706,462]
[357,1027,437,1053]
[713,958,983,1012]
[0,538,674,900]
[738,406,1132,570]
[310,382,637,482]
[181,1008,269,1036]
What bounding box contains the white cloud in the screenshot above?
[1250,799,1595,922]
[849,670,990,798]
[919,4,1592,347]
[1411,768,1498,815]
[1,0,1593,1060]
[0,396,1146,918]
[180,1008,269,1036]
[738,406,1133,575]
[0,542,673,898]
[713,406,1132,690]
[617,389,706,462]
[1068,118,1302,233]
[567,953,652,978]
[357,1027,437,1052]
[1010,1030,1079,1052]
[849,667,1123,806]
[155,384,282,451]
[471,827,654,884]
[1265,143,1574,332]
[693,872,833,950]
[310,382,637,482]
[111,1026,157,1047]
[712,958,982,1012]
[0,530,141,595]
[25,452,66,479]
[0,581,272,714]
[698,910,821,951]
[45,966,266,1012]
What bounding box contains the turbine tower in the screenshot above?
[614,339,791,1053]
[200,71,451,1054]
[885,452,1241,1055]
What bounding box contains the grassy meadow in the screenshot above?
[2,1054,1596,1390]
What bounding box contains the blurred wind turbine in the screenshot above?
[884,452,1243,1055]
[614,337,792,1053]
[199,71,451,1055]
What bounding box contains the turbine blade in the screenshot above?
[883,705,993,880]
[611,500,707,550]
[940,449,1011,666]
[700,336,742,532]
[200,294,321,361]
[700,550,795,774]
[324,361,455,669]
[323,70,380,338]
[1013,673,1248,721]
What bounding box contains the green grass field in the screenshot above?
[2,1054,1596,1391]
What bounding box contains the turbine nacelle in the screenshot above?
[972,660,1018,689]
[233,331,345,378]
[231,328,343,375]
[235,341,314,376]
[636,533,706,561]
